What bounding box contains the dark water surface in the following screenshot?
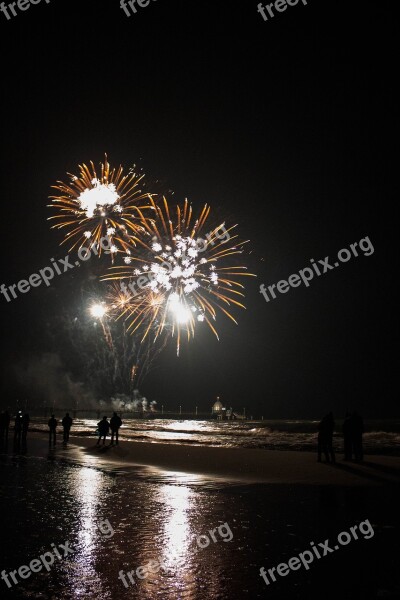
[0,441,399,599]
[27,418,400,454]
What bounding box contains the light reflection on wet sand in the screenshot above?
[1,441,399,599]
[0,444,240,599]
[67,466,105,596]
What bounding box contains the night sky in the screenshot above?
[0,0,396,418]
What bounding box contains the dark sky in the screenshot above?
[0,0,397,417]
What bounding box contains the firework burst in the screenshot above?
[104,196,255,354]
[48,155,151,258]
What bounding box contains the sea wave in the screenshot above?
[27,418,400,455]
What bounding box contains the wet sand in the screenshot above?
[29,432,400,486]
[1,435,399,599]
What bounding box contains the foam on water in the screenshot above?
[27,418,400,455]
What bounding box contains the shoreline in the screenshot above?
[18,433,400,486]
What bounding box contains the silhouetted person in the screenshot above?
[0,411,6,443]
[4,410,10,441]
[317,412,336,464]
[343,412,353,460]
[317,416,327,462]
[21,414,30,444]
[62,413,73,443]
[110,412,122,445]
[96,416,110,445]
[14,411,23,447]
[352,412,364,461]
[48,414,57,446]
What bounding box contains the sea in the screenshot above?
[29,418,400,455]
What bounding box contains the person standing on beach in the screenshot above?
[96,416,110,445]
[343,412,353,460]
[48,414,57,446]
[317,412,336,464]
[110,412,122,445]
[0,411,6,443]
[317,416,328,462]
[4,410,10,442]
[21,413,30,445]
[62,413,73,443]
[352,412,364,461]
[14,411,23,447]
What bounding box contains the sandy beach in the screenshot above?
[26,433,400,486]
[1,434,400,599]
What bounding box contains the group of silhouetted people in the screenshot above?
[0,410,29,451]
[48,413,73,446]
[1,409,123,450]
[96,413,122,446]
[0,410,11,445]
[317,411,364,463]
[48,412,123,447]
[1,410,74,449]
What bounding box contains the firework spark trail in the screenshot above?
[90,288,164,391]
[103,196,256,354]
[48,155,152,260]
[129,331,169,389]
[105,283,169,384]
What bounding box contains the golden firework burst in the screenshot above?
[48,155,151,257]
[103,196,255,354]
